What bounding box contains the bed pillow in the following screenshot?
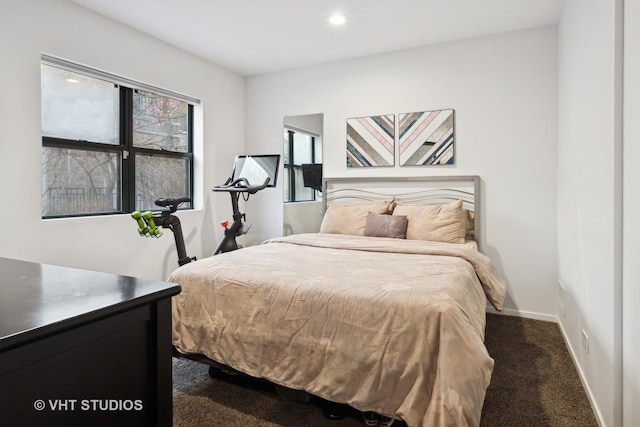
[363,212,408,239]
[393,199,468,244]
[320,200,393,235]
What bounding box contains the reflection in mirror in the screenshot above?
[283,114,323,236]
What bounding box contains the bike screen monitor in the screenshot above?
[231,155,280,187]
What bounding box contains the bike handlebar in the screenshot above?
[212,177,270,194]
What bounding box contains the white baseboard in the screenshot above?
[555,319,606,427]
[485,305,557,322]
[485,306,605,427]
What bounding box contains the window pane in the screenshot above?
[294,166,314,202]
[135,155,190,211]
[283,129,290,165]
[293,133,313,164]
[133,91,188,152]
[284,129,316,203]
[284,169,291,202]
[41,64,119,145]
[42,147,121,217]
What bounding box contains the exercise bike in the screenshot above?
[211,176,272,255]
[131,197,196,266]
[211,154,280,256]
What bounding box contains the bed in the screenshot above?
[170,176,507,427]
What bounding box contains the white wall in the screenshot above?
[283,202,323,235]
[557,0,623,425]
[623,0,640,425]
[0,0,245,280]
[246,26,559,318]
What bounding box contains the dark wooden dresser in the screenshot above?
[0,257,181,427]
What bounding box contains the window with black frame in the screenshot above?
[40,57,197,218]
[283,128,317,202]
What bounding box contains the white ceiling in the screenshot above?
[71,0,564,76]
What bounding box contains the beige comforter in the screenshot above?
[170,233,507,427]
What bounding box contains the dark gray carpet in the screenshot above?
[172,314,598,426]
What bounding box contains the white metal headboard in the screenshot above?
[322,176,481,244]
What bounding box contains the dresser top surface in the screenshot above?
[0,257,180,346]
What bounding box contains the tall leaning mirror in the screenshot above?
[283,113,323,236]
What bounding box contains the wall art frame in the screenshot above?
[398,109,455,166]
[346,114,395,168]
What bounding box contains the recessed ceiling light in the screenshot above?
[66,78,79,83]
[328,14,346,26]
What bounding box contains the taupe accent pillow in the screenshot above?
[363,212,408,239]
[393,199,468,244]
[320,200,393,235]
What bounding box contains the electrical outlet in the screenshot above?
[558,280,566,317]
[581,329,589,354]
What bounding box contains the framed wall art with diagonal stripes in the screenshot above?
[346,114,395,167]
[398,109,455,166]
